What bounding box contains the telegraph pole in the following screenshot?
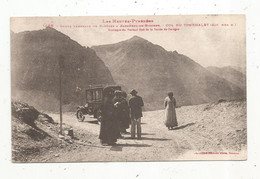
[59,55,65,135]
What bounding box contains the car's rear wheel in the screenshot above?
[76,110,85,122]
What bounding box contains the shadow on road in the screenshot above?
[140,133,155,136]
[123,132,155,136]
[116,143,152,147]
[124,137,170,141]
[81,120,99,125]
[110,146,123,151]
[140,137,171,141]
[172,122,195,130]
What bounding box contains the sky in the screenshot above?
[10,15,246,68]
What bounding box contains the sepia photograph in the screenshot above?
[10,15,247,162]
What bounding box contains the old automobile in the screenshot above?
[76,85,121,122]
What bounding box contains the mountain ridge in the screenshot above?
[207,66,246,92]
[92,36,245,110]
[11,27,115,111]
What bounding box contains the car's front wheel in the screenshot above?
[76,110,85,122]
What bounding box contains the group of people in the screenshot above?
[99,89,144,146]
[98,89,178,146]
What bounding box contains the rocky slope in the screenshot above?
[11,27,114,111]
[11,100,94,162]
[92,36,245,110]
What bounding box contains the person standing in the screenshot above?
[113,90,130,135]
[120,91,131,133]
[129,89,144,139]
[164,92,178,130]
[99,89,118,146]
[112,90,124,138]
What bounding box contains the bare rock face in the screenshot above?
[92,36,245,110]
[11,27,114,111]
[37,113,55,124]
[11,100,55,125]
[11,100,39,125]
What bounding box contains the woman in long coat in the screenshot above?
[99,92,118,146]
[164,92,178,130]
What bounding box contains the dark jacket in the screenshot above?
[99,97,118,143]
[129,95,144,119]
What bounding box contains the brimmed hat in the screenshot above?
[130,89,138,95]
[168,92,173,96]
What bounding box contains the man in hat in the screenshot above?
[129,89,144,139]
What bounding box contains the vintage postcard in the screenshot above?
[10,15,246,162]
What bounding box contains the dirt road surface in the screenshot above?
[36,100,246,162]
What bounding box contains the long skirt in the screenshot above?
[164,107,178,127]
[120,111,130,130]
[99,118,118,144]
